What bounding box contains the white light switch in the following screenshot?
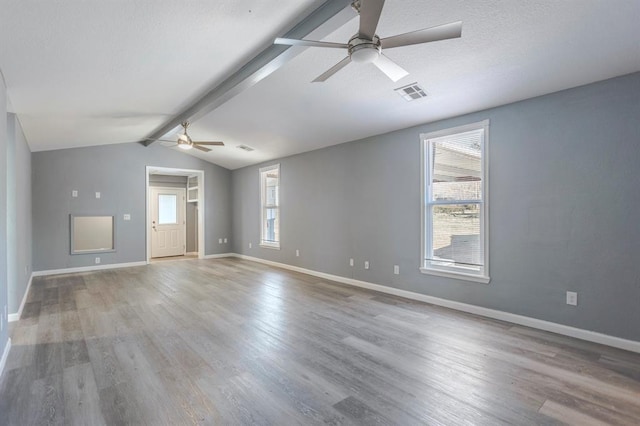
[95,192,101,199]
[218,238,223,244]
[349,258,354,267]
[249,243,252,249]
[72,190,78,198]
[394,265,400,275]
[364,261,370,270]
[566,291,578,306]
[296,249,300,257]
[224,238,228,243]
[123,214,131,221]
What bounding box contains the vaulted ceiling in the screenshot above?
[2,0,639,169]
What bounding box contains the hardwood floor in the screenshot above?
[1,258,639,425]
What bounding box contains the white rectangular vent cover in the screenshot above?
[237,144,255,152]
[394,83,427,101]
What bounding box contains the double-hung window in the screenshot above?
[260,164,280,249]
[421,120,489,283]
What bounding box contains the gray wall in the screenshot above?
[232,72,640,342]
[186,202,198,253]
[6,113,32,314]
[32,142,231,270]
[0,73,8,351]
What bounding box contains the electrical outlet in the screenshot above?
[295,249,300,257]
[72,190,78,198]
[349,258,354,267]
[566,291,578,306]
[95,192,101,199]
[95,257,101,264]
[394,265,400,275]
[364,261,370,270]
[249,242,252,249]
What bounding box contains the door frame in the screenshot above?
[146,166,205,263]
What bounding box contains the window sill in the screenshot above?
[420,267,490,284]
[259,243,280,250]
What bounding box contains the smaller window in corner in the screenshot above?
[420,120,490,283]
[259,164,280,249]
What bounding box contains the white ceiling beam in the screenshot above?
[143,0,355,146]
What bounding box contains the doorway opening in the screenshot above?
[146,166,205,263]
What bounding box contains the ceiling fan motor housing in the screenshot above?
[348,34,381,63]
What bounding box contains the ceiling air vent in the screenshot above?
[237,144,255,152]
[394,82,427,101]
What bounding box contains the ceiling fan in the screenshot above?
[274,0,462,82]
[148,121,224,152]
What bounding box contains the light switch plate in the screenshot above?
[72,190,78,198]
[566,291,578,306]
[95,192,101,199]
[123,214,131,221]
[394,265,400,275]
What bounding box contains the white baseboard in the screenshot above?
[0,338,11,379]
[203,253,234,259]
[8,273,33,322]
[32,261,148,278]
[230,253,640,354]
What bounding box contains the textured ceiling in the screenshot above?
[0,0,322,150]
[2,0,639,169]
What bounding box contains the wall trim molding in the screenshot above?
[230,253,640,354]
[203,253,234,259]
[0,338,11,379]
[8,273,33,322]
[32,261,148,278]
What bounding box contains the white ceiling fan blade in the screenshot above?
[274,38,348,49]
[193,144,212,152]
[358,0,385,40]
[312,56,352,82]
[373,54,409,82]
[380,21,462,50]
[195,141,225,146]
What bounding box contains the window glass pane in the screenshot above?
[431,130,482,201]
[265,173,279,206]
[158,194,177,224]
[262,207,279,242]
[430,204,482,266]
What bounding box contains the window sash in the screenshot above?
[421,121,489,281]
[259,164,280,248]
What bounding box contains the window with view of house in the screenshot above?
[260,164,280,249]
[421,121,489,283]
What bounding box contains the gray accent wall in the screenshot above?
[1,74,8,350]
[6,114,32,315]
[32,142,231,271]
[232,72,640,342]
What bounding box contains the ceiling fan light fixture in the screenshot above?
[178,141,192,150]
[351,47,379,63]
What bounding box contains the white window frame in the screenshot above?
[259,163,281,249]
[420,120,490,283]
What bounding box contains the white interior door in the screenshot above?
[151,187,186,258]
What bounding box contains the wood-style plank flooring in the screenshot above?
[1,258,640,425]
